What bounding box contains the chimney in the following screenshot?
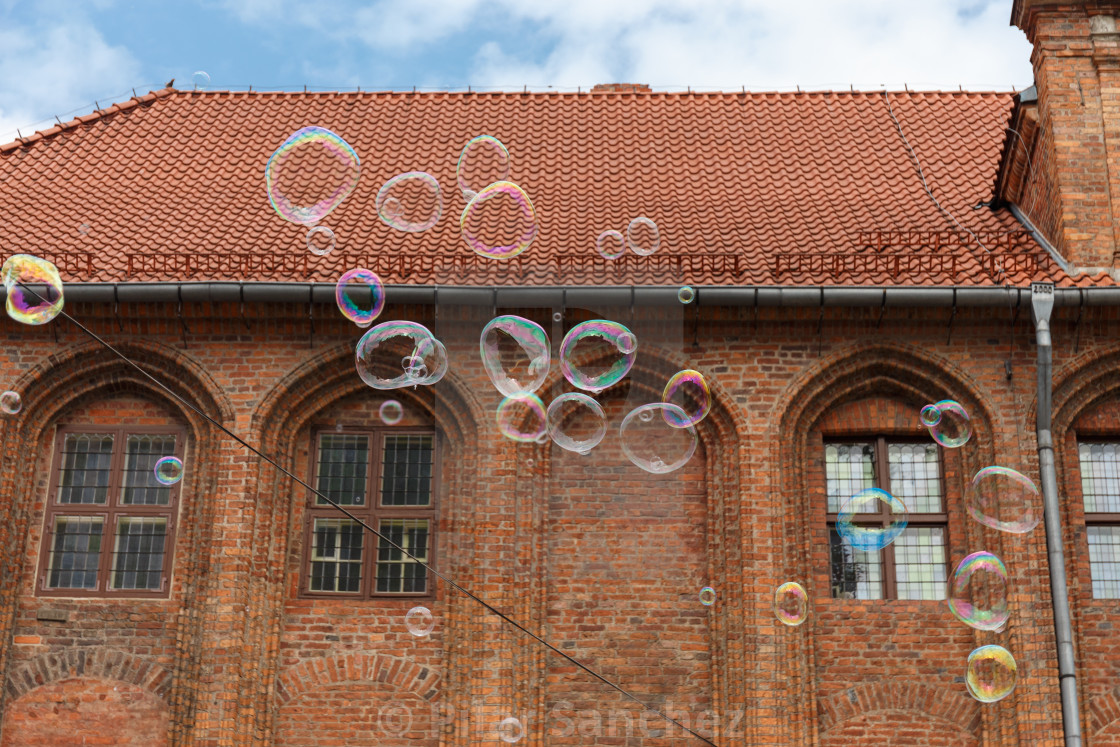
[1010,1,1120,271]
[590,83,652,93]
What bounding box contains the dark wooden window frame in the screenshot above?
[300,426,439,600]
[37,425,186,599]
[823,435,949,600]
[1075,437,1120,600]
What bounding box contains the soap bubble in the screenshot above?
[265,126,360,225]
[405,606,435,637]
[678,286,695,304]
[616,332,637,354]
[78,223,90,236]
[662,369,711,427]
[596,230,626,260]
[191,70,210,89]
[559,320,638,393]
[546,393,607,454]
[920,403,941,427]
[926,399,971,448]
[456,135,510,196]
[835,488,909,551]
[496,394,548,443]
[379,400,403,425]
[968,466,1041,534]
[154,456,184,486]
[774,581,809,626]
[497,716,525,744]
[2,254,64,325]
[627,216,660,255]
[355,321,447,390]
[480,315,550,397]
[948,551,1009,631]
[620,403,698,474]
[335,268,386,328]
[552,312,562,323]
[375,171,443,232]
[460,181,538,260]
[306,225,336,256]
[966,645,1017,703]
[699,586,716,606]
[0,391,22,415]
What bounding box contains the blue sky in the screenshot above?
[0,0,1034,143]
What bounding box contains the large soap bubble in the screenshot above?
[968,466,1041,534]
[774,581,809,626]
[926,399,971,448]
[376,171,443,232]
[335,268,386,328]
[460,181,538,260]
[496,394,548,443]
[558,321,637,393]
[627,216,660,255]
[596,230,625,260]
[480,315,550,397]
[456,135,510,197]
[966,645,1017,703]
[662,369,711,427]
[356,321,447,390]
[546,393,607,454]
[620,402,698,474]
[154,456,184,486]
[265,126,360,225]
[947,551,1009,632]
[2,254,64,325]
[835,488,909,551]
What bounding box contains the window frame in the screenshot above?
[1075,437,1120,600]
[300,425,439,600]
[37,425,186,599]
[823,435,949,600]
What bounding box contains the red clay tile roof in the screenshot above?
[0,87,1098,287]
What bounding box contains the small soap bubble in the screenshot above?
[596,230,626,260]
[376,171,443,232]
[335,268,385,328]
[677,286,695,304]
[480,315,550,397]
[966,645,1017,703]
[616,331,637,355]
[405,606,435,637]
[546,393,607,454]
[379,400,403,425]
[78,223,90,236]
[306,225,336,256]
[496,394,548,443]
[0,391,22,415]
[920,403,941,427]
[627,216,660,256]
[191,70,210,89]
[662,369,711,428]
[456,135,511,196]
[774,581,809,626]
[968,466,1041,534]
[265,126,360,225]
[835,488,909,551]
[154,456,184,486]
[356,321,448,390]
[552,312,562,323]
[620,403,698,474]
[460,181,538,260]
[699,586,716,606]
[559,321,638,393]
[927,399,971,448]
[2,254,64,326]
[526,458,535,468]
[948,551,1010,632]
[497,716,525,744]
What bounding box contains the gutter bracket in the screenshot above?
[946,288,957,345]
[177,286,189,349]
[307,284,315,350]
[113,285,123,333]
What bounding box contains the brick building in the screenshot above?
[1,1,1120,745]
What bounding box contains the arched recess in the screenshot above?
[2,678,169,747]
[769,342,1006,747]
[0,338,232,743]
[224,342,485,745]
[817,680,979,745]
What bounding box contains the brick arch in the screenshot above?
[4,648,173,702]
[1090,686,1120,737]
[817,681,979,737]
[275,652,441,705]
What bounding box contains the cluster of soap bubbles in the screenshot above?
[356,321,448,390]
[456,136,539,260]
[919,399,972,448]
[596,217,661,259]
[154,456,185,486]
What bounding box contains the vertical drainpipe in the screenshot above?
[1031,281,1082,747]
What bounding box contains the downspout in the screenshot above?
[1032,281,1082,747]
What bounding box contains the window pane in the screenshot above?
[121,435,178,506]
[46,516,103,589]
[309,518,363,592]
[316,434,369,506]
[1087,526,1120,599]
[893,526,947,600]
[829,528,882,599]
[376,519,429,593]
[825,443,875,513]
[110,517,167,590]
[1080,443,1120,513]
[888,443,942,513]
[58,433,115,505]
[381,434,434,507]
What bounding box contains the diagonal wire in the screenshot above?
[17,281,718,747]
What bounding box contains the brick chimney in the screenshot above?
[1010,1,1120,272]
